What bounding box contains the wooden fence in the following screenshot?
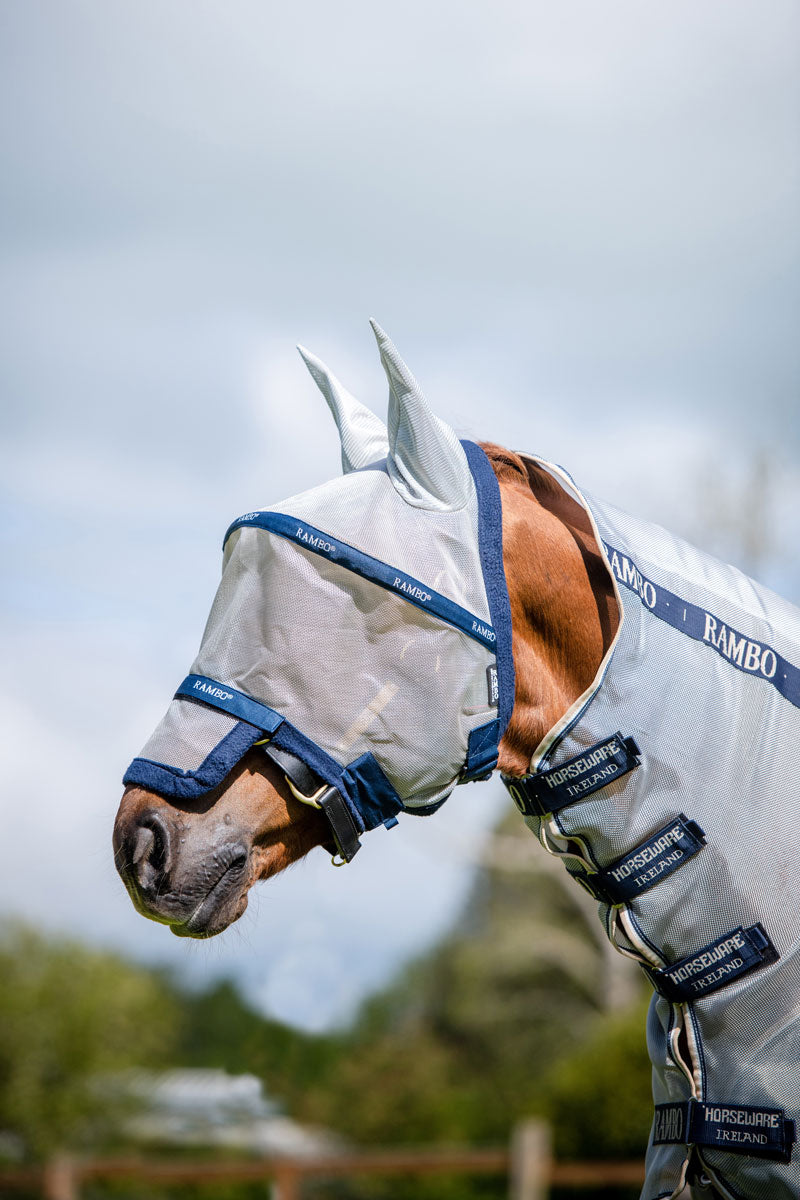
[0,1122,645,1200]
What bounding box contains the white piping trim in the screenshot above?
[518,453,626,774]
[539,816,596,872]
[682,1005,704,1098]
[616,906,664,969]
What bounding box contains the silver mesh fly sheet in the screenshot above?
[504,455,800,1200]
[124,322,515,836]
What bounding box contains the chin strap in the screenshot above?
[257,742,359,865]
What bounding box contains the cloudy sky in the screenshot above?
[1,1,798,1030]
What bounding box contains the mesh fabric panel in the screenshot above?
[137,699,239,773]
[128,457,497,807]
[519,465,800,1200]
[193,529,493,804]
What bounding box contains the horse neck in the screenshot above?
[482,444,620,777]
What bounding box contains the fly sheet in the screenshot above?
[503,455,800,1200]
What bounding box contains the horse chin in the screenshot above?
[169,877,250,939]
[113,792,256,938]
[113,759,328,938]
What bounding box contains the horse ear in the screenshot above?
[369,320,472,510]
[297,345,389,473]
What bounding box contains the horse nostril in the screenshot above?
[132,811,172,891]
[132,826,155,867]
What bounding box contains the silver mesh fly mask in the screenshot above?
[124,322,514,861]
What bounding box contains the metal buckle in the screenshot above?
[283,775,328,810]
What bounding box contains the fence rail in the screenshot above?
[0,1122,645,1200]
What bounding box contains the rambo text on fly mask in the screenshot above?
[124,323,800,1200]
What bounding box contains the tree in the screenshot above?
[0,923,176,1160]
[299,804,648,1149]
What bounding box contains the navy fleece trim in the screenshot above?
[123,720,262,799]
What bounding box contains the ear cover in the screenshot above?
[298,344,389,473]
[370,319,472,511]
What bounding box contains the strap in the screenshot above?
[261,743,325,801]
[180,676,402,863]
[576,814,705,905]
[319,787,362,863]
[223,510,497,651]
[175,675,284,734]
[261,745,402,864]
[646,924,778,1003]
[460,719,500,783]
[654,1099,795,1163]
[503,732,641,817]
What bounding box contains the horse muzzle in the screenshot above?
[113,795,251,938]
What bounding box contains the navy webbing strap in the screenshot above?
[576,814,706,905]
[503,733,641,817]
[605,542,800,712]
[175,675,284,734]
[176,675,401,864]
[646,924,779,1003]
[223,510,497,651]
[654,1099,795,1163]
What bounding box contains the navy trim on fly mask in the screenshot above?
[223,510,498,652]
[123,677,285,801]
[175,676,284,732]
[460,441,515,781]
[123,719,264,800]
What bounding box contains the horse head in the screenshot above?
[113,322,614,938]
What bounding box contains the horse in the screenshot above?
[114,322,800,1200]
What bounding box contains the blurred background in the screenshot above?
[1,1,798,1196]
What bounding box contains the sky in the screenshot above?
[1,1,798,1031]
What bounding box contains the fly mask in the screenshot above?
[123,322,514,862]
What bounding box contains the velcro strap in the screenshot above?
[461,719,500,784]
[577,814,705,905]
[503,732,640,817]
[646,923,778,1002]
[319,788,362,863]
[654,1100,795,1163]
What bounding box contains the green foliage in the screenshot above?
[0,801,654,1200]
[298,805,648,1161]
[174,978,340,1114]
[532,998,654,1161]
[0,922,177,1160]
